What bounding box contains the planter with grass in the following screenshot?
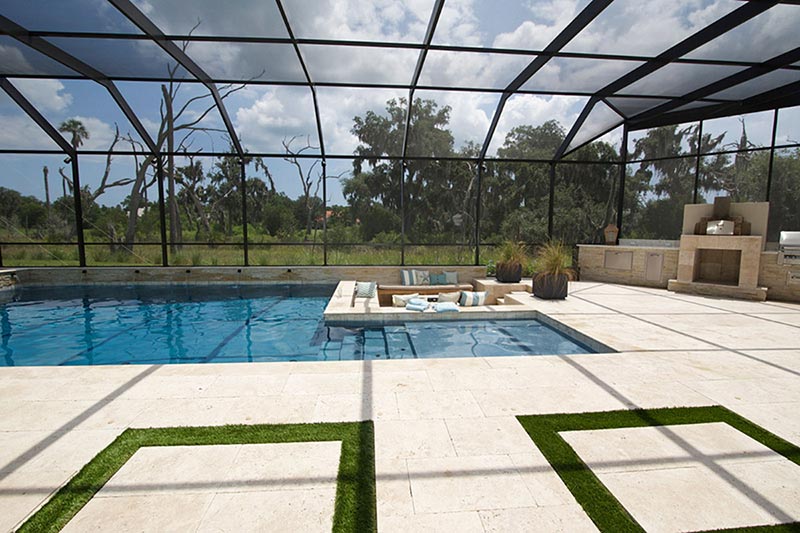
[532,240,574,299]
[495,240,528,283]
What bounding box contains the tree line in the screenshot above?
[2,97,798,253]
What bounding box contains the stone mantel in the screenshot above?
[669,234,767,300]
[675,235,762,288]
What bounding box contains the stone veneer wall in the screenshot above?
[10,265,487,287]
[578,245,800,303]
[577,246,679,288]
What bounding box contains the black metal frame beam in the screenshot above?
[477,0,613,163]
[1,73,744,104]
[400,0,445,162]
[629,47,800,127]
[107,0,244,158]
[629,80,800,130]
[554,0,778,159]
[274,0,330,265]
[615,125,628,239]
[767,109,779,202]
[399,0,446,265]
[693,121,704,204]
[23,30,800,72]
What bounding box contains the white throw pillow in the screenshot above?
[392,293,419,307]
[437,291,460,303]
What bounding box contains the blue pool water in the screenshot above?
[0,284,593,366]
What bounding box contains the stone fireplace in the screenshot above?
[667,199,769,301]
[668,234,766,300]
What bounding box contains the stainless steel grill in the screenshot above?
[778,231,800,265]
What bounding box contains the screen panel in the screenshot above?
[0,154,80,266]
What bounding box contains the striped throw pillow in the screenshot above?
[400,269,414,286]
[355,281,376,298]
[459,291,487,307]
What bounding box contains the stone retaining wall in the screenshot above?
[11,265,487,286]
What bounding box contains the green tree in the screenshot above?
[344,98,478,245]
[626,124,725,239]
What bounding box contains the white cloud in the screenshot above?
[11,79,73,112]
[431,0,481,46]
[489,94,587,155]
[236,87,321,153]
[564,0,736,56]
[494,0,581,50]
[285,0,433,42]
[317,87,407,154]
[0,114,63,150]
[0,45,35,75]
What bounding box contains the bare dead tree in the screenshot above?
[254,157,277,194]
[174,153,212,239]
[282,135,323,239]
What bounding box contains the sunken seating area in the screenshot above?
[376,283,473,306]
[376,268,473,306]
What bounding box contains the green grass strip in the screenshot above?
[516,406,800,533]
[18,421,376,533]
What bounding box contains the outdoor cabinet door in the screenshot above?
[645,252,664,282]
[604,250,633,271]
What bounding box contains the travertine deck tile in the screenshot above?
[406,454,538,513]
[643,313,800,351]
[281,372,363,395]
[379,511,486,532]
[479,505,599,532]
[0,429,120,475]
[196,489,336,533]
[444,417,537,456]
[2,282,800,532]
[395,390,485,419]
[374,419,456,460]
[594,466,791,533]
[730,402,800,446]
[562,423,786,474]
[551,314,717,351]
[62,493,213,533]
[312,392,398,421]
[0,468,75,533]
[577,292,731,315]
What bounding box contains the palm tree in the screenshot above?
[58,119,89,150]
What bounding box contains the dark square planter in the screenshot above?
[495,261,522,283]
[533,273,568,299]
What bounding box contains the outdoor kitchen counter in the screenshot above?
[578,245,800,303]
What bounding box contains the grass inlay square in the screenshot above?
[516,407,800,533]
[19,422,376,533]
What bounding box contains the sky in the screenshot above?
[0,0,798,208]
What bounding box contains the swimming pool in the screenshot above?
[0,284,594,366]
